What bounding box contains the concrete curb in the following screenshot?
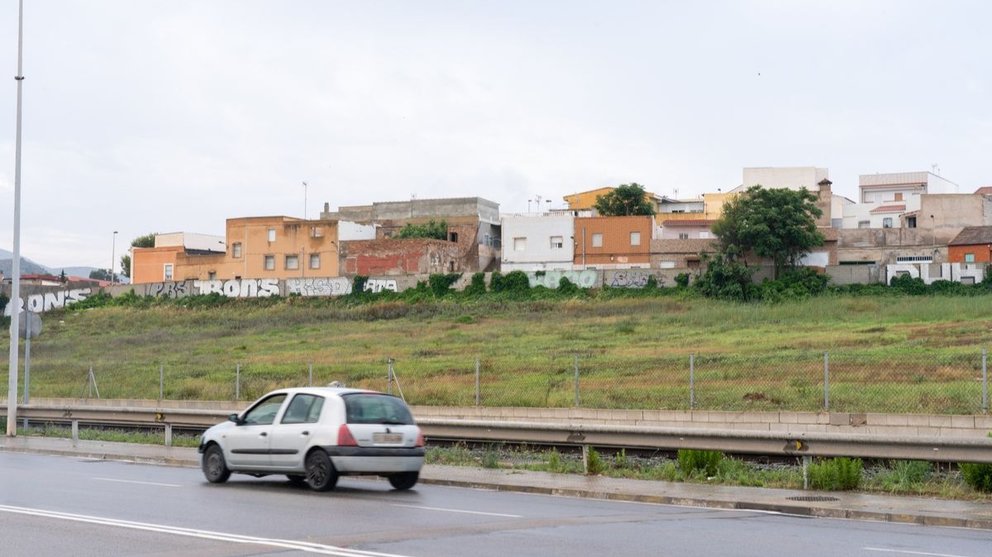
[3,438,990,531]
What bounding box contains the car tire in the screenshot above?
[388,471,419,491]
[202,444,231,484]
[286,474,306,486]
[305,450,338,492]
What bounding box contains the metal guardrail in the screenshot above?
[3,404,992,463]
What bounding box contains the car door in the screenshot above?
[223,393,287,469]
[269,393,325,470]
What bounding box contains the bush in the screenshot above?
[694,255,755,302]
[959,462,992,492]
[808,457,862,490]
[889,273,927,295]
[585,446,606,475]
[675,273,690,288]
[557,277,580,295]
[464,273,487,296]
[491,270,530,294]
[428,273,461,297]
[677,449,724,477]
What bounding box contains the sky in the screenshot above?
[0,0,990,270]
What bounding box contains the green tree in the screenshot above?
[396,220,448,240]
[121,233,157,279]
[711,186,824,279]
[593,183,656,216]
[89,268,112,281]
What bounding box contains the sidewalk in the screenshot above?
[3,435,991,530]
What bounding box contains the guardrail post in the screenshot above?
[802,455,811,490]
[983,348,988,414]
[689,354,696,410]
[573,355,580,407]
[474,358,481,407]
[71,420,79,445]
[235,364,241,400]
[823,352,830,411]
[164,423,173,447]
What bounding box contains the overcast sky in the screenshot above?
[0,0,990,269]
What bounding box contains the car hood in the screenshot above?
[204,420,236,437]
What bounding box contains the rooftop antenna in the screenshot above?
[931,163,940,176]
[302,181,308,219]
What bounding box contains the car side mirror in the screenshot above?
[228,413,242,424]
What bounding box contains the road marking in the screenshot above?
[92,477,182,488]
[864,548,976,557]
[391,504,522,518]
[0,504,414,557]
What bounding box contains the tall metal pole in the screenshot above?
[302,181,308,219]
[110,230,118,283]
[6,0,25,437]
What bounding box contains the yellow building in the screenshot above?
[563,187,666,213]
[132,216,342,284]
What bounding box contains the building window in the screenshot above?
[285,255,299,270]
[264,255,275,270]
[449,232,459,243]
[311,226,323,238]
[678,232,690,240]
[591,233,603,247]
[310,253,320,269]
[267,228,276,242]
[630,232,641,246]
[550,236,563,249]
[163,264,173,281]
[965,253,976,263]
[906,217,917,228]
[882,217,893,228]
[514,237,527,251]
[232,242,242,258]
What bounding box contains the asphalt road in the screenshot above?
[1,452,989,557]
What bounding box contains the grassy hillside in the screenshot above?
[2,292,991,413]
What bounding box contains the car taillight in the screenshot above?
[415,430,425,448]
[337,424,358,446]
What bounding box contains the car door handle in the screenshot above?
[259,432,268,437]
[301,431,310,436]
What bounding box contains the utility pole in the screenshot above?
[7,0,25,436]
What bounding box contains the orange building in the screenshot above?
[948,227,992,264]
[131,217,343,284]
[573,216,654,269]
[563,187,663,213]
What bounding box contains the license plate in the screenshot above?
[373,432,403,444]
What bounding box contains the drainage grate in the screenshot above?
[786,496,839,502]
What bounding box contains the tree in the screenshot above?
[121,232,156,279]
[396,220,448,240]
[711,186,824,279]
[593,183,655,216]
[89,268,112,281]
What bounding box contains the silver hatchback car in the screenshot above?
[199,387,425,491]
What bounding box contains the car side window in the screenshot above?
[281,394,324,425]
[243,394,287,425]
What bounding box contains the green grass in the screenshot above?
[2,293,992,413]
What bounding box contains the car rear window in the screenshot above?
[342,394,415,425]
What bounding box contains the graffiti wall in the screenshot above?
[192,279,281,298]
[885,263,984,285]
[3,288,91,316]
[364,279,398,293]
[286,277,352,297]
[605,270,666,288]
[526,270,599,289]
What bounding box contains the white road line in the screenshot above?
[92,477,182,488]
[0,504,414,557]
[864,548,976,557]
[391,503,522,518]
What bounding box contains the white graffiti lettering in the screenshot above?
[885,263,985,285]
[192,279,281,298]
[526,270,598,289]
[3,288,91,316]
[148,282,189,298]
[608,270,664,289]
[364,279,398,293]
[286,277,353,297]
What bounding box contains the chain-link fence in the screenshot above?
[11,349,990,415]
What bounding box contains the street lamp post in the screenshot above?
[110,230,118,284]
[7,0,25,437]
[302,181,308,220]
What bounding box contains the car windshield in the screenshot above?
[342,393,415,425]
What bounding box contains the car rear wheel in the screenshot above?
[202,445,231,484]
[388,471,419,491]
[305,450,338,492]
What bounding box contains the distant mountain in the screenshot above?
[0,255,51,277]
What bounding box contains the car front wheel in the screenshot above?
[388,471,419,491]
[202,444,231,484]
[305,450,339,492]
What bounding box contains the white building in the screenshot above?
[842,171,960,229]
[739,167,830,192]
[500,213,575,271]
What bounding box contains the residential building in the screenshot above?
[563,186,664,214]
[500,213,575,271]
[573,216,653,269]
[322,197,500,272]
[948,227,992,264]
[842,171,959,229]
[340,239,464,275]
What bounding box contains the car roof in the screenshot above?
[267,386,389,397]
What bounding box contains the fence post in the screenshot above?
[159,365,164,401]
[71,420,79,445]
[235,364,241,400]
[164,423,173,447]
[823,352,830,411]
[689,354,695,410]
[387,358,394,395]
[983,348,989,414]
[474,358,481,407]
[308,363,313,387]
[573,355,580,407]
